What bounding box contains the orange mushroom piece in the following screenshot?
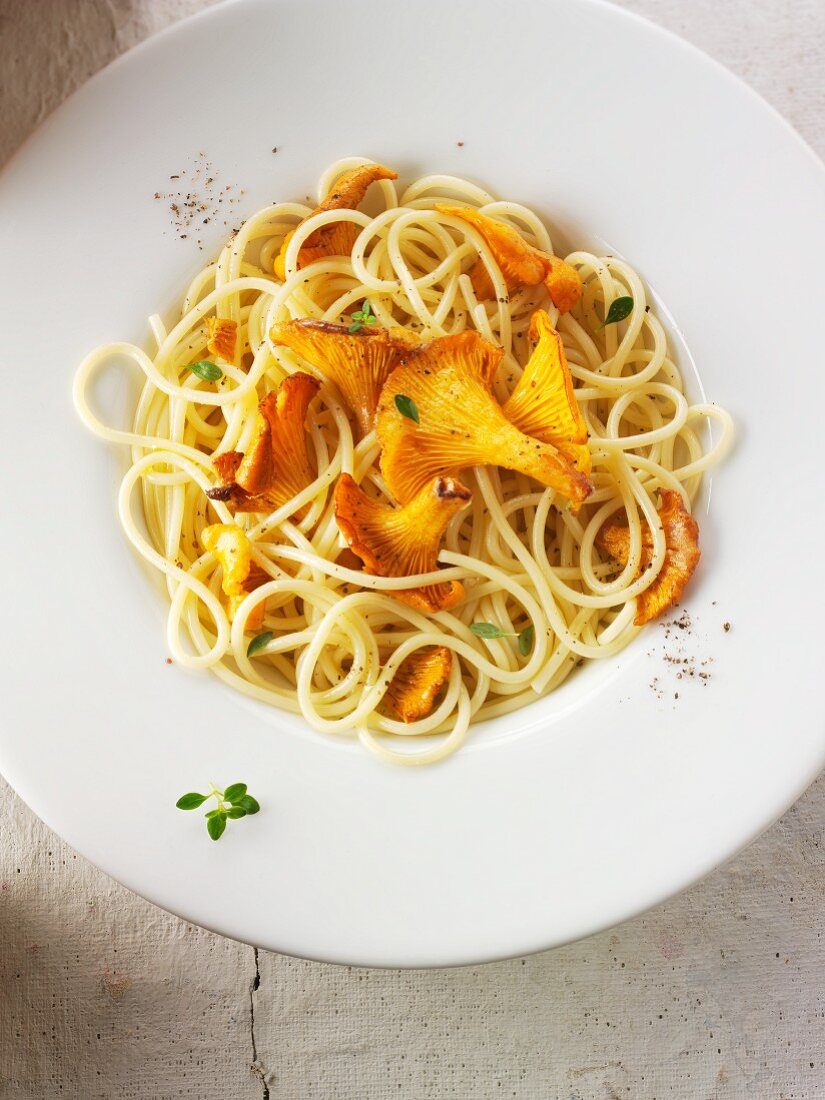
[375,331,592,507]
[207,372,319,514]
[595,490,701,625]
[334,473,471,613]
[204,316,238,364]
[200,523,267,630]
[270,319,418,437]
[274,163,397,279]
[502,309,591,475]
[381,646,453,722]
[436,205,582,314]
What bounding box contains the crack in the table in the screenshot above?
[250,947,270,1099]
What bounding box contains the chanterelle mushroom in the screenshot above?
[595,490,701,625]
[334,472,471,613]
[208,372,319,514]
[436,205,582,313]
[381,646,453,723]
[274,163,397,278]
[270,319,417,437]
[375,330,592,507]
[204,317,238,365]
[502,309,591,475]
[200,523,267,629]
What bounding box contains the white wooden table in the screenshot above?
[1,2,823,1096]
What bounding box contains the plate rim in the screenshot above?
[2,0,824,967]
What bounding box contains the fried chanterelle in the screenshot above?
[270,320,417,437]
[381,646,453,723]
[208,372,319,514]
[201,523,267,629]
[376,330,592,507]
[274,163,397,279]
[436,205,583,313]
[502,309,591,474]
[334,473,471,613]
[595,490,701,625]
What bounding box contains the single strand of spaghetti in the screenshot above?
[148,312,167,348]
[594,384,689,449]
[400,175,496,205]
[607,451,689,500]
[455,479,633,662]
[182,263,219,315]
[118,454,229,664]
[598,600,639,645]
[559,310,605,371]
[577,486,664,597]
[185,402,227,439]
[359,676,471,763]
[478,201,554,253]
[266,544,467,591]
[297,604,459,733]
[529,493,651,609]
[665,405,735,479]
[385,216,447,325]
[150,281,279,404]
[217,204,309,286]
[529,604,615,693]
[472,467,587,643]
[74,345,215,465]
[357,686,471,767]
[369,658,465,739]
[435,210,512,346]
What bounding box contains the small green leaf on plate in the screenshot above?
[470,622,508,639]
[187,359,224,382]
[176,792,207,810]
[518,625,535,657]
[225,805,247,819]
[602,296,633,327]
[224,783,247,802]
[394,394,419,424]
[207,813,227,841]
[247,631,274,657]
[237,795,261,815]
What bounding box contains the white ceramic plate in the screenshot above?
[1,0,824,967]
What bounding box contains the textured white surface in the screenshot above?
[0,1,823,1096]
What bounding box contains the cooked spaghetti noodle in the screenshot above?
[74,158,733,765]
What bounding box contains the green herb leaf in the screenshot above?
[247,631,273,657]
[176,792,207,810]
[178,781,261,841]
[470,622,509,639]
[187,359,224,382]
[394,394,419,424]
[347,321,363,334]
[602,296,633,327]
[518,625,535,657]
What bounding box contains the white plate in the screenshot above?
[1,0,824,967]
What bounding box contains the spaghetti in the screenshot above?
[73,158,733,765]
